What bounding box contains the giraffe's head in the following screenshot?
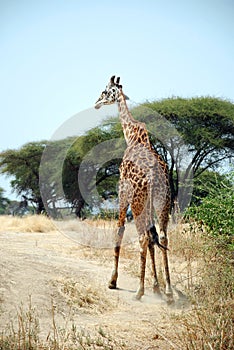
[95,75,128,109]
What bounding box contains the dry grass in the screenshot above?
[0,217,233,349]
[0,215,56,233]
[53,277,113,314]
[169,222,205,294]
[55,218,138,250]
[169,300,234,349]
[0,297,125,350]
[156,222,234,350]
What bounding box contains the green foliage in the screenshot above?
[0,142,46,214]
[144,96,234,149]
[61,124,123,217]
[191,169,232,204]
[0,187,10,214]
[40,137,77,217]
[187,172,234,244]
[93,208,119,220]
[143,97,234,205]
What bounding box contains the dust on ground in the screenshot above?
[0,220,191,349]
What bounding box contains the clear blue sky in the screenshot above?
[0,0,233,198]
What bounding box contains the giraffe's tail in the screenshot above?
[149,225,168,250]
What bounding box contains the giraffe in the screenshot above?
[95,76,173,301]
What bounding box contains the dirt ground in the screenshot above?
[0,221,191,349]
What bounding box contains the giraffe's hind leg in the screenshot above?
[136,230,148,300]
[132,194,154,300]
[132,211,149,300]
[156,208,173,301]
[108,224,125,289]
[148,237,161,296]
[161,236,173,301]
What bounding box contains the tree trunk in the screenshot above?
[75,198,85,219]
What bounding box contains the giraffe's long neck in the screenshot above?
[117,91,151,148]
[117,91,134,124]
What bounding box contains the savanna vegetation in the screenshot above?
[0,96,233,349]
[0,96,233,217]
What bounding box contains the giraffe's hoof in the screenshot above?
[166,295,175,305]
[153,282,161,295]
[165,287,174,304]
[165,285,173,296]
[135,293,142,300]
[135,287,144,300]
[108,280,117,289]
[153,287,162,297]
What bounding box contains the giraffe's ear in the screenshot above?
[124,94,130,100]
[110,76,115,85]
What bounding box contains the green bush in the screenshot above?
[94,208,119,220]
[187,172,233,247]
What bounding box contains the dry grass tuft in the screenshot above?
[171,300,234,349]
[54,277,112,314]
[168,222,205,293]
[0,215,56,233]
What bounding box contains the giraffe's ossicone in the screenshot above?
[95,76,173,302]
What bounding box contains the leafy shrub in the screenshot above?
[94,208,119,220]
[187,172,233,246]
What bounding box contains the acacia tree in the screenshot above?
[62,126,123,218]
[141,97,234,209]
[0,142,46,214]
[0,131,122,218]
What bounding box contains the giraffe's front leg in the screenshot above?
[108,225,125,289]
[135,233,148,300]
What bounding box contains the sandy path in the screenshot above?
[0,229,188,349]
